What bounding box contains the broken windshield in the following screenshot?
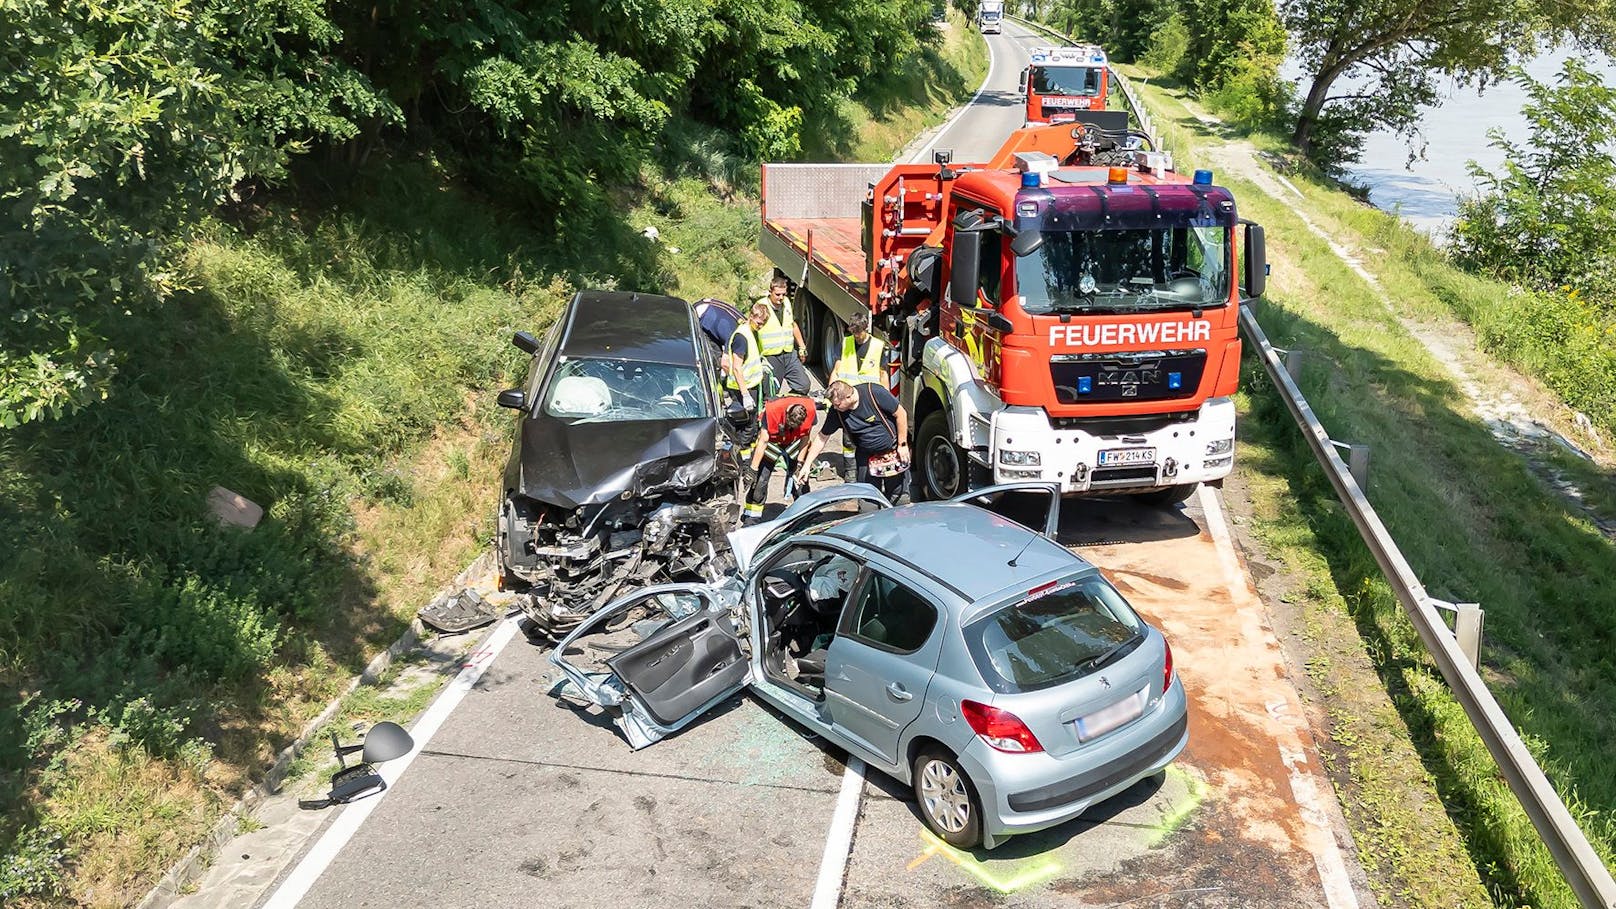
[1032,65,1103,97]
[544,358,710,424]
[1015,226,1230,315]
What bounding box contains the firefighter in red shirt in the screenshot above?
[742,395,817,524]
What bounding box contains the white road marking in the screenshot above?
[809,756,867,909]
[911,26,999,163]
[259,618,520,909]
[1197,485,1361,909]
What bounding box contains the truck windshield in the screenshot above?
[1015,226,1230,315]
[1032,66,1103,97]
[543,358,709,424]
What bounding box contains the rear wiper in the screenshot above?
[1081,635,1140,673]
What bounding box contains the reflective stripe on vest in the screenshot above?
[757,298,795,355]
[726,324,765,390]
[833,335,885,386]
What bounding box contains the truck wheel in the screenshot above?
[916,411,968,501]
[1136,483,1198,507]
[817,307,842,381]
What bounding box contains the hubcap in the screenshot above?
[919,759,971,834]
[924,434,962,499]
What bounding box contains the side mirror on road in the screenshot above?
[1242,222,1267,300]
[298,721,415,810]
[497,389,527,410]
[512,330,541,354]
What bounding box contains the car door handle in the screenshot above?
[886,682,913,702]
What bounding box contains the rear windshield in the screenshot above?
[965,576,1143,693]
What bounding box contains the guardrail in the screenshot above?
[1010,12,1616,906]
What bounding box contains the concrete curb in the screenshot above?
[134,547,496,909]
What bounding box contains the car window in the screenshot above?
[544,357,708,423]
[845,572,937,654]
[965,575,1143,693]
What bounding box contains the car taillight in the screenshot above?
[1163,639,1175,694]
[961,700,1044,753]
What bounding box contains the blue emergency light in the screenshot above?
[1192,169,1213,185]
[1021,171,1041,188]
[1168,372,1183,390]
[1077,376,1093,395]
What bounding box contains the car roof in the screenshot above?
[560,290,699,365]
[820,502,1090,605]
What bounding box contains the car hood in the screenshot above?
[514,413,721,509]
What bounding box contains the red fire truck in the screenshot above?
[760,122,1267,503]
[1021,45,1110,125]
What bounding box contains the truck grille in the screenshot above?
[1051,350,1206,404]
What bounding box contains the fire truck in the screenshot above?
[1021,45,1110,125]
[759,121,1267,504]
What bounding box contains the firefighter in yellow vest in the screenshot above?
[723,301,770,411]
[832,310,886,480]
[757,276,811,397]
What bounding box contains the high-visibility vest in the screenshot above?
[757,298,796,355]
[726,324,765,391]
[834,335,885,386]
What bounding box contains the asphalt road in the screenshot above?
[184,20,1377,909]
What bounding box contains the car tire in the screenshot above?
[912,748,983,849]
[1136,483,1197,507]
[915,411,969,501]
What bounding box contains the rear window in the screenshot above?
[965,576,1143,693]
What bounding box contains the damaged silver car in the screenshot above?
[495,290,747,638]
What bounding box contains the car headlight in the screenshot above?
[999,449,1041,466]
[1205,438,1234,456]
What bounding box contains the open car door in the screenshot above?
[950,482,1061,538]
[728,483,891,573]
[550,583,750,749]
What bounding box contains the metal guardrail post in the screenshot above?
[1456,603,1484,670]
[1284,348,1305,382]
[1240,304,1616,908]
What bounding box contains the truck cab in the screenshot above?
[979,0,1003,33]
[1020,46,1110,125]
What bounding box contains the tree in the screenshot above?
[1450,61,1616,305]
[1282,0,1616,162]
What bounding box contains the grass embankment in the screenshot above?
[0,28,988,909]
[1119,65,1616,908]
[803,12,987,162]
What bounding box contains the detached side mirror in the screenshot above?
[949,230,982,307]
[512,330,541,354]
[497,389,527,410]
[1242,222,1267,299]
[298,721,415,810]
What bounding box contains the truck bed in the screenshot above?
[765,217,869,299]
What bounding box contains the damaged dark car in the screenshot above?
[496,290,746,639]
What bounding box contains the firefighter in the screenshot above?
[757,276,811,398]
[831,310,886,480]
[796,380,910,502]
[723,301,771,410]
[741,395,817,524]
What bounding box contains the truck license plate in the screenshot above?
[1097,447,1156,467]
[1076,690,1145,741]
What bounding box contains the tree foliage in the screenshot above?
[1281,0,1616,166]
[0,0,938,427]
[1450,61,1616,306]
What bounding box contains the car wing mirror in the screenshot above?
[497,389,527,410]
[512,330,541,354]
[298,721,415,810]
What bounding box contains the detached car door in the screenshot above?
[951,482,1061,538]
[550,584,750,750]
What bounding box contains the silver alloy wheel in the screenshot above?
[923,432,962,499]
[918,758,971,834]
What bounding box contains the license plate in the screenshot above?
[1076,691,1145,741]
[1097,447,1156,467]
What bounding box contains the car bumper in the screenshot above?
[959,678,1189,844]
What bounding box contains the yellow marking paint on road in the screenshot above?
[910,831,1062,893]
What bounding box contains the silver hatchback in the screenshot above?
[550,483,1189,849]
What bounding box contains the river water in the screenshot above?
[1303,50,1616,237]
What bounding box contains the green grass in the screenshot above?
[0,23,990,903]
[1120,65,1616,908]
[802,11,988,162]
